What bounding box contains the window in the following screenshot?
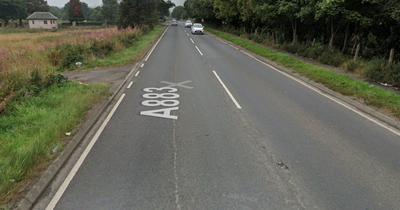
[44,21,47,24]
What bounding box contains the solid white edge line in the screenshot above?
[190,38,194,43]
[145,27,168,61]
[45,94,127,210]
[213,71,242,109]
[135,71,140,77]
[241,49,400,137]
[127,81,133,89]
[195,46,203,56]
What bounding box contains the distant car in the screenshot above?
[191,23,204,35]
[184,20,192,28]
[171,19,178,26]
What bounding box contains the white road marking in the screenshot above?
[187,33,189,36]
[141,63,144,68]
[161,81,193,89]
[229,44,239,50]
[190,38,194,43]
[195,46,203,56]
[135,71,140,77]
[145,27,168,61]
[213,71,242,109]
[127,81,133,89]
[240,49,400,137]
[45,94,126,210]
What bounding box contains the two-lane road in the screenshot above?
[36,23,400,210]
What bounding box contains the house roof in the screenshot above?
[26,12,58,20]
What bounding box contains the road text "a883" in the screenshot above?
[140,87,179,120]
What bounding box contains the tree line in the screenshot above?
[0,0,175,29]
[0,0,120,26]
[183,0,400,62]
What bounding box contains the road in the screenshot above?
[35,23,400,210]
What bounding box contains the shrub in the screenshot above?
[317,48,344,67]
[364,58,387,82]
[343,60,358,72]
[307,43,325,60]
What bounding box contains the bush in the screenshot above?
[76,22,104,26]
[307,43,325,60]
[317,48,344,67]
[364,58,387,82]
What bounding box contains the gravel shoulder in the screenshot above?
[61,64,135,93]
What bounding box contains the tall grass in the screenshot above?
[0,81,108,202]
[0,25,166,205]
[0,27,142,112]
[207,28,400,118]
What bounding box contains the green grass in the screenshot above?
[207,28,400,118]
[0,82,108,202]
[0,25,166,204]
[86,26,164,68]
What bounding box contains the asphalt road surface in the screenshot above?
[35,23,400,210]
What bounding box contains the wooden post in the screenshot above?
[389,48,395,65]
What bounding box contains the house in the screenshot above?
[26,12,58,29]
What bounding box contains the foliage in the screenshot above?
[182,0,399,63]
[90,6,105,21]
[49,6,64,19]
[0,81,108,201]
[67,0,84,23]
[26,0,49,14]
[0,0,26,26]
[102,0,118,22]
[0,26,164,203]
[157,0,174,18]
[171,6,186,20]
[118,0,158,29]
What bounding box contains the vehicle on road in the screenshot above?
[185,20,192,28]
[171,19,178,26]
[191,23,204,35]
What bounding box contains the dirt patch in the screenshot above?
[61,64,135,93]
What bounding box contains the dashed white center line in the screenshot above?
[190,38,194,43]
[187,33,189,36]
[213,71,242,109]
[195,46,203,56]
[141,63,144,68]
[127,81,133,89]
[135,71,140,77]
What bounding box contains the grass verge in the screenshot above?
[207,28,400,118]
[0,25,166,206]
[86,26,164,68]
[0,82,108,204]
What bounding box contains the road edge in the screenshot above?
[207,32,400,130]
[15,25,169,210]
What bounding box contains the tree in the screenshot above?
[80,2,93,21]
[68,0,84,24]
[171,6,185,20]
[0,0,26,26]
[26,0,49,14]
[118,0,158,29]
[213,0,239,26]
[90,6,105,21]
[102,0,118,22]
[49,6,64,19]
[157,0,174,18]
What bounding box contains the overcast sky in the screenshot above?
[46,0,184,8]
